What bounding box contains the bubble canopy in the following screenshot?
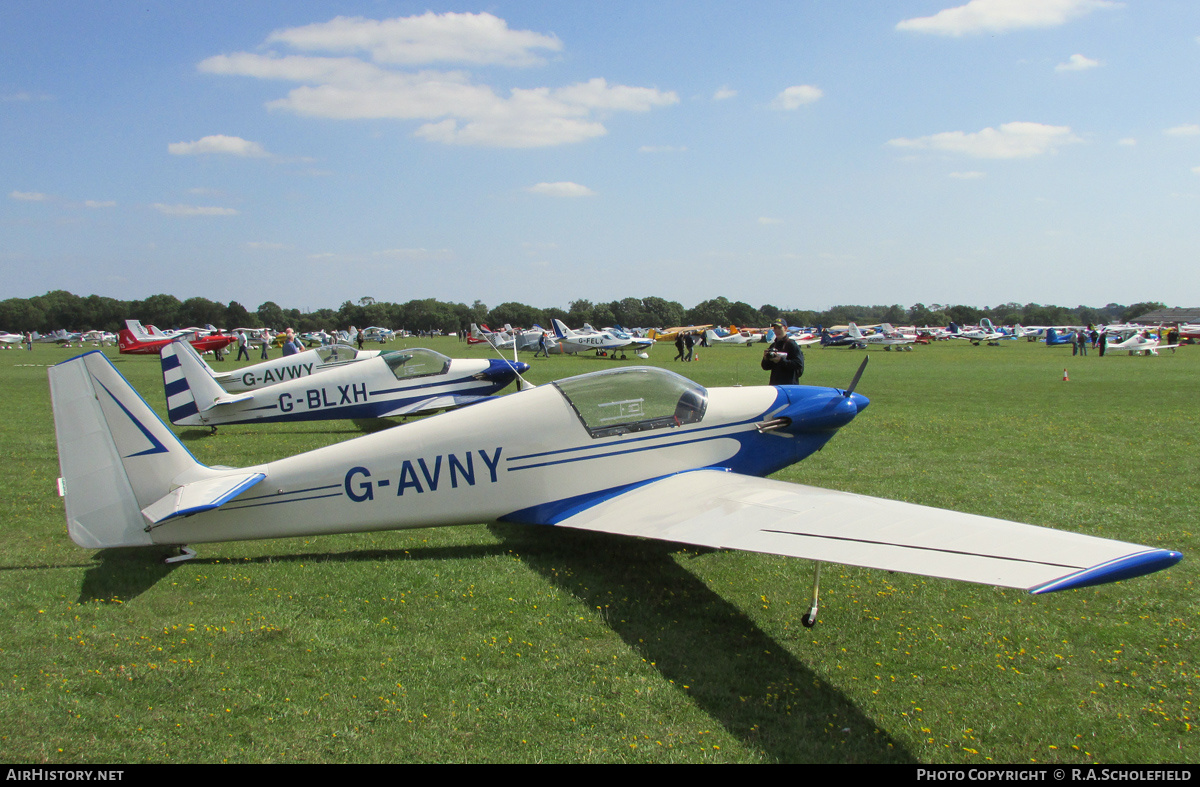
[381,348,452,380]
[552,366,708,438]
[314,344,366,363]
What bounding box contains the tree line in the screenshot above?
[0,290,1167,335]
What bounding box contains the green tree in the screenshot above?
[257,301,286,329]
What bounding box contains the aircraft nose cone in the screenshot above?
[485,358,529,379]
[779,387,867,432]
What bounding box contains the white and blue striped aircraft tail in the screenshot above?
[48,351,264,548]
[161,338,251,425]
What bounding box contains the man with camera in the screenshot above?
[761,320,805,385]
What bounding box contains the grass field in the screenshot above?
[0,337,1195,763]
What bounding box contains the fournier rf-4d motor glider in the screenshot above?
[49,352,1181,626]
[159,337,528,430]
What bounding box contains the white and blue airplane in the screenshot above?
[196,341,383,393]
[159,337,527,428]
[49,352,1181,625]
[847,323,915,351]
[552,319,646,358]
[948,318,1008,346]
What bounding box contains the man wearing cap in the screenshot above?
[761,320,805,385]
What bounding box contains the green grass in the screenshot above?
[0,338,1195,763]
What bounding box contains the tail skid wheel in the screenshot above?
[165,546,197,565]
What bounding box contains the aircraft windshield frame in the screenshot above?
[381,348,451,380]
[314,344,361,363]
[552,366,708,438]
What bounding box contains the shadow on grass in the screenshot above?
[77,542,506,603]
[79,548,180,603]
[488,522,914,764]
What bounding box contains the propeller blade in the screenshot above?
[844,356,869,397]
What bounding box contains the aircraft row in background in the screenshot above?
[1,329,118,347]
[468,317,1189,358]
[48,347,1182,626]
[14,315,1194,360]
[468,320,653,358]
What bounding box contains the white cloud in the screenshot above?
[199,13,677,148]
[713,86,737,101]
[887,122,1080,159]
[1193,166,1200,176]
[152,203,238,216]
[265,12,562,67]
[758,217,783,225]
[372,248,453,260]
[526,182,595,197]
[1056,53,1100,71]
[84,200,116,208]
[168,135,270,157]
[897,0,1120,37]
[9,191,49,201]
[949,171,987,179]
[2,91,52,102]
[1165,124,1200,137]
[245,241,287,250]
[1118,138,1137,146]
[772,85,823,110]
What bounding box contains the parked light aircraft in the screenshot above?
[119,320,236,356]
[647,325,713,342]
[1104,332,1178,356]
[847,323,914,351]
[159,338,527,428]
[551,319,642,358]
[705,328,757,346]
[188,341,383,393]
[1044,327,1076,346]
[49,352,1181,625]
[948,318,1007,346]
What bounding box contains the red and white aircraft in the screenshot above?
[118,320,236,356]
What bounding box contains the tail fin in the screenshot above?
[50,351,266,548]
[161,339,249,426]
[49,351,205,548]
[117,329,138,353]
[848,323,863,339]
[552,319,572,340]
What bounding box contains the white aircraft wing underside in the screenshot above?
[376,394,495,418]
[553,470,1179,594]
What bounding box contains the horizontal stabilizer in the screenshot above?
[203,391,255,410]
[141,472,266,527]
[551,470,1181,593]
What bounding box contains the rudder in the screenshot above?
[49,351,206,548]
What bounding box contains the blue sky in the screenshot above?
[4,1,1199,314]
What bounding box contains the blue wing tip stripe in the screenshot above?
[1030,549,1183,594]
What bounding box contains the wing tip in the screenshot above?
[1030,549,1183,595]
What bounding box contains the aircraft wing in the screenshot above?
[376,394,497,418]
[548,470,1180,594]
